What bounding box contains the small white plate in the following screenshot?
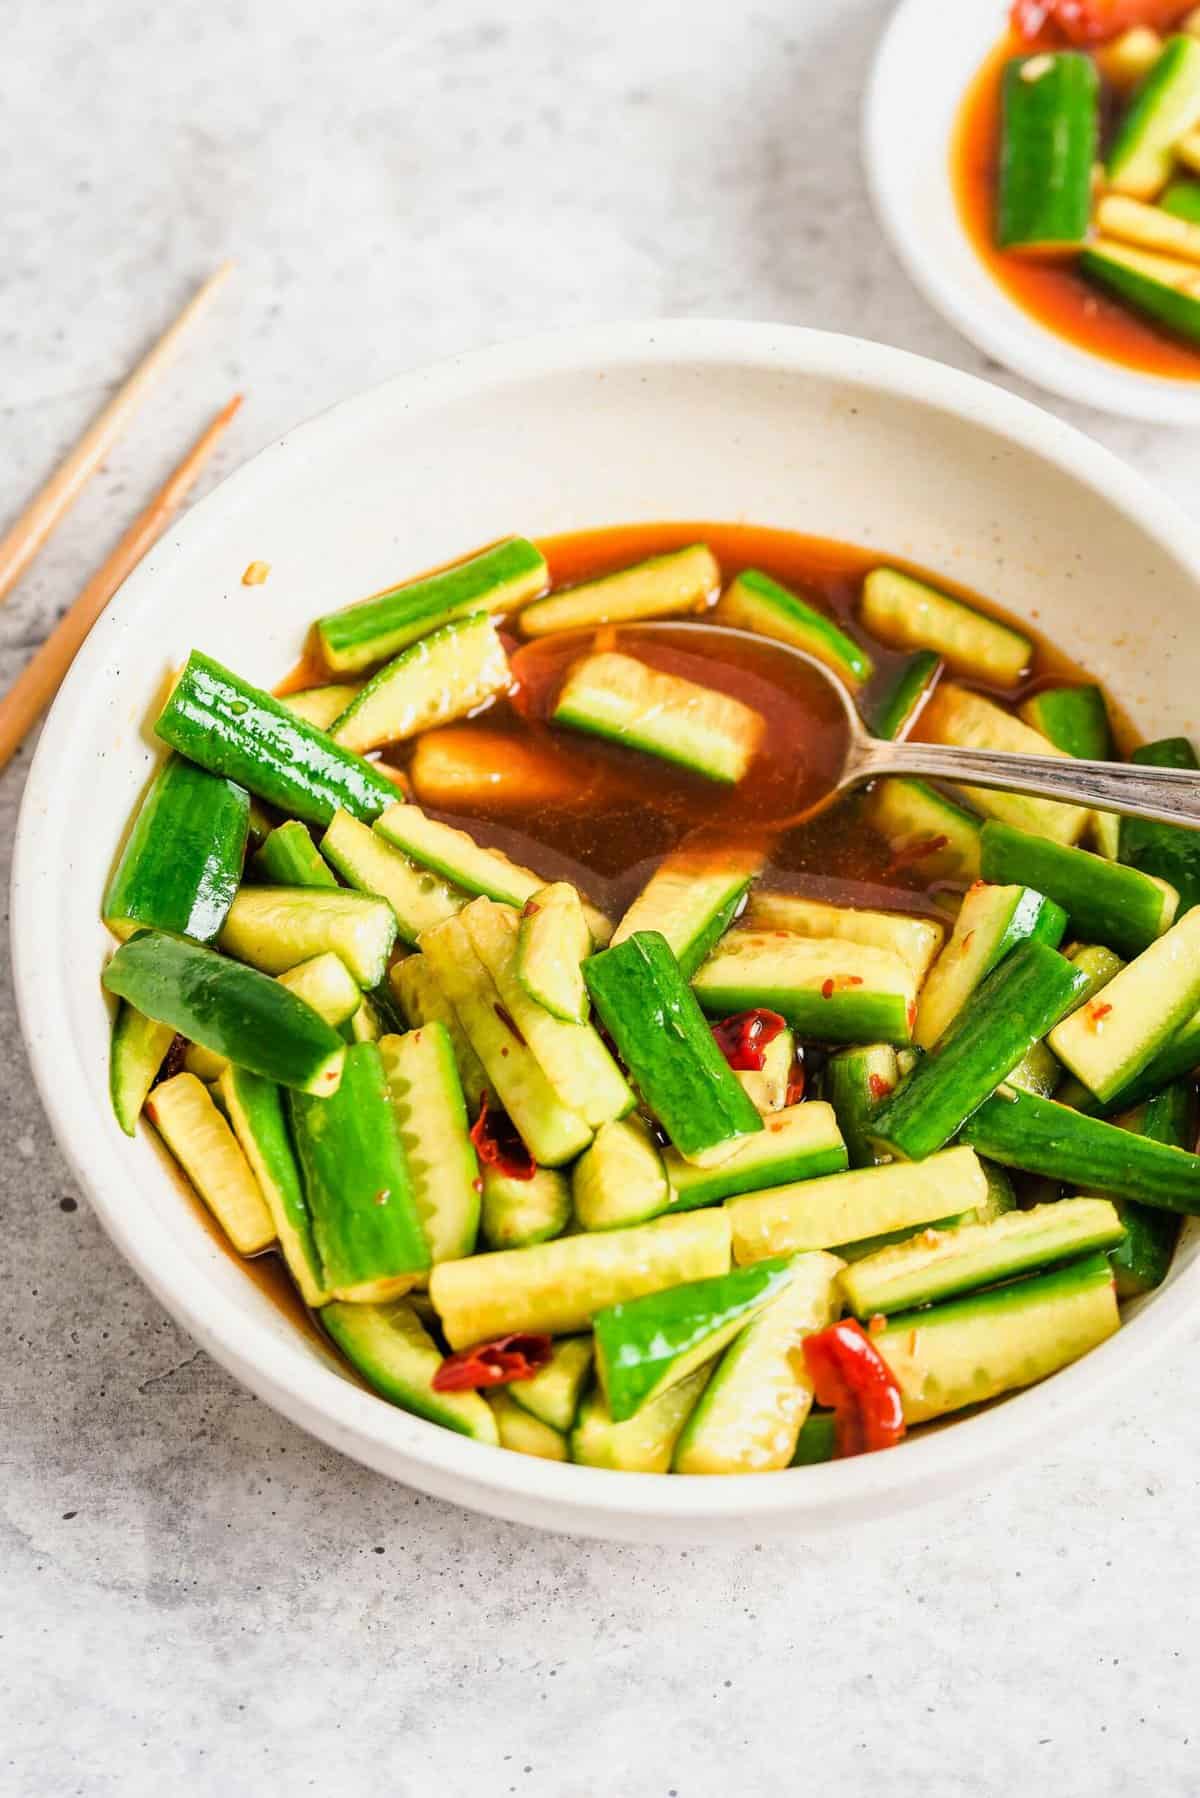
[864,0,1200,422]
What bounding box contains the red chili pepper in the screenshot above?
[1011,0,1190,43]
[868,1073,894,1101]
[802,1319,906,1458]
[432,1332,553,1392]
[710,1008,788,1072]
[469,1095,536,1181]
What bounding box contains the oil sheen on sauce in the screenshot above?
[953,33,1200,383]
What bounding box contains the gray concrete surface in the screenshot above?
[5,2,1200,1792]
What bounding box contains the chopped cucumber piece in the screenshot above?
[876,1253,1119,1424]
[323,1299,497,1443]
[156,650,398,826]
[727,1145,988,1263]
[184,1042,229,1083]
[288,1042,430,1302]
[379,1024,480,1265]
[421,914,592,1167]
[835,1157,1016,1265]
[1096,26,1165,92]
[1120,737,1200,915]
[553,651,764,785]
[1161,175,1200,220]
[980,820,1177,957]
[1107,34,1200,200]
[103,930,346,1096]
[864,650,942,741]
[865,778,982,884]
[920,684,1089,844]
[673,1251,844,1474]
[823,1044,899,1168]
[860,569,1031,689]
[1049,906,1200,1103]
[317,536,548,674]
[489,1389,568,1461]
[611,842,763,978]
[146,1072,275,1255]
[791,1409,838,1466]
[109,1003,176,1136]
[840,1197,1123,1319]
[279,684,362,731]
[518,543,718,637]
[347,993,384,1042]
[571,1364,711,1472]
[1106,1083,1192,1296]
[461,899,633,1129]
[428,1208,731,1347]
[594,1258,793,1422]
[573,1115,671,1232]
[219,886,397,989]
[507,1335,593,1433]
[737,1025,796,1114]
[1079,238,1200,342]
[218,1065,327,1306]
[961,1087,1200,1214]
[915,880,1067,1050]
[102,755,249,944]
[480,1164,572,1250]
[515,882,591,1024]
[1006,1036,1063,1100]
[375,801,609,942]
[388,952,493,1112]
[745,892,944,982]
[872,941,1087,1161]
[276,953,363,1029]
[1096,191,1200,260]
[714,569,873,687]
[1017,685,1118,859]
[409,725,592,813]
[321,808,467,946]
[252,820,338,889]
[693,928,917,1046]
[584,930,764,1162]
[329,612,510,754]
[664,1102,847,1211]
[998,51,1097,249]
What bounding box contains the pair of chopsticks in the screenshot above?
[0,262,240,772]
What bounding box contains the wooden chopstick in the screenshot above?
[0,394,242,773]
[0,261,234,608]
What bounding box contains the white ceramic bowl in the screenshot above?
[865,0,1200,423]
[13,320,1200,1541]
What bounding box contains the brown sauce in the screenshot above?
[952,32,1200,381]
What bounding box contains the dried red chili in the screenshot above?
[802,1319,906,1457]
[432,1332,553,1392]
[1011,0,1189,43]
[469,1095,536,1181]
[710,1008,788,1072]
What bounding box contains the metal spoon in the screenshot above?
[622,621,1200,828]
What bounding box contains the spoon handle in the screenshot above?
[857,739,1200,829]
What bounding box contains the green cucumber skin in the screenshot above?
[790,1410,837,1466]
[1108,1083,1193,1295]
[979,821,1174,958]
[594,1259,792,1423]
[1021,686,1112,761]
[156,651,398,828]
[109,1003,176,1135]
[998,52,1097,249]
[1079,250,1200,347]
[584,931,764,1160]
[316,537,547,674]
[962,1087,1200,1215]
[823,1045,899,1169]
[695,982,912,1048]
[1108,35,1200,194]
[1119,739,1200,914]
[103,756,249,943]
[102,930,344,1094]
[676,882,753,981]
[719,569,874,684]
[288,1043,429,1292]
[322,1300,497,1442]
[1103,1007,1200,1112]
[1162,179,1200,224]
[252,821,338,888]
[871,941,1086,1162]
[865,651,942,742]
[221,1065,325,1300]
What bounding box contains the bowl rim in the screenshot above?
[14,316,1200,1533]
[863,0,1200,424]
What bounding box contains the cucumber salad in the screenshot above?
[101,524,1200,1473]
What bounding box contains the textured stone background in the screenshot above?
[5,2,1200,1792]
